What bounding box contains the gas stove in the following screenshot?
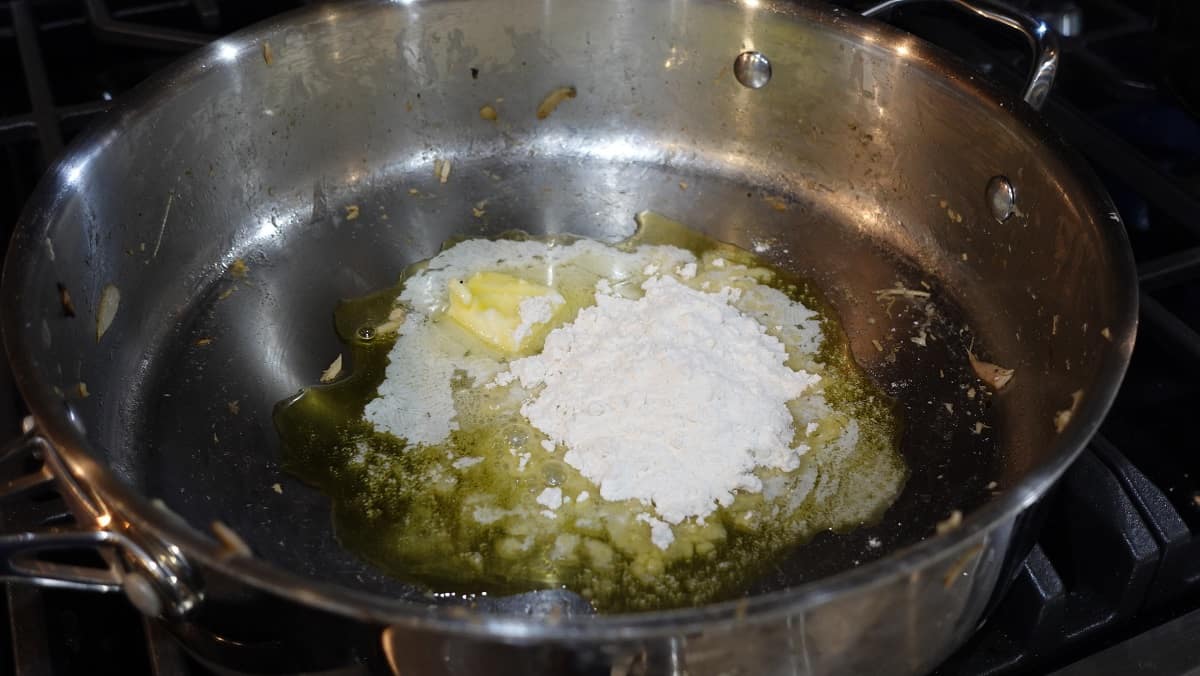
[0,1,1197,674]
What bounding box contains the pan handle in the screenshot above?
[0,422,202,617]
[861,0,1059,110]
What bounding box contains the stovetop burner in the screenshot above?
[1,1,1198,674]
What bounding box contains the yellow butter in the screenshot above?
[446,272,563,352]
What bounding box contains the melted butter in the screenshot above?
[274,213,907,612]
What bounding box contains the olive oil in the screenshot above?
[274,213,906,612]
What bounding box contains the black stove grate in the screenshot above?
[0,1,1198,675]
[0,0,314,226]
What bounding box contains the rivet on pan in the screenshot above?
[986,175,1017,223]
[733,51,772,89]
[357,326,376,342]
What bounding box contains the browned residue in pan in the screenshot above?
[57,283,76,317]
[935,510,963,536]
[536,86,576,120]
[1054,389,1085,433]
[319,354,343,383]
[96,284,120,342]
[968,351,1014,391]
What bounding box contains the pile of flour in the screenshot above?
[366,239,694,446]
[496,275,821,533]
[364,236,826,550]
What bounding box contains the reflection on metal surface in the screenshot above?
[216,42,239,62]
[664,46,681,69]
[64,163,84,187]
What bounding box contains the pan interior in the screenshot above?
[99,159,1001,603]
[8,0,1127,610]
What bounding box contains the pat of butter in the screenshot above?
[446,272,564,353]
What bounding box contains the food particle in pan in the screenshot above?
[968,350,1014,391]
[935,509,963,535]
[764,195,789,212]
[57,282,76,317]
[96,284,120,342]
[275,213,907,611]
[1053,389,1084,433]
[374,306,407,335]
[319,354,343,383]
[228,258,249,279]
[536,86,576,120]
[434,158,451,184]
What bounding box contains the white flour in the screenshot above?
[363,313,497,446]
[452,456,484,470]
[513,292,565,343]
[365,237,831,551]
[637,513,675,549]
[497,275,820,530]
[368,238,695,447]
[536,487,564,509]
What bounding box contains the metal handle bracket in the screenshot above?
[0,423,201,616]
[861,0,1060,110]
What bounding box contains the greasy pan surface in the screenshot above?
[2,0,1134,637]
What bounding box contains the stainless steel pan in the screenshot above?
[0,0,1136,673]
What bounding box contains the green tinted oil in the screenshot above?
[274,213,907,612]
